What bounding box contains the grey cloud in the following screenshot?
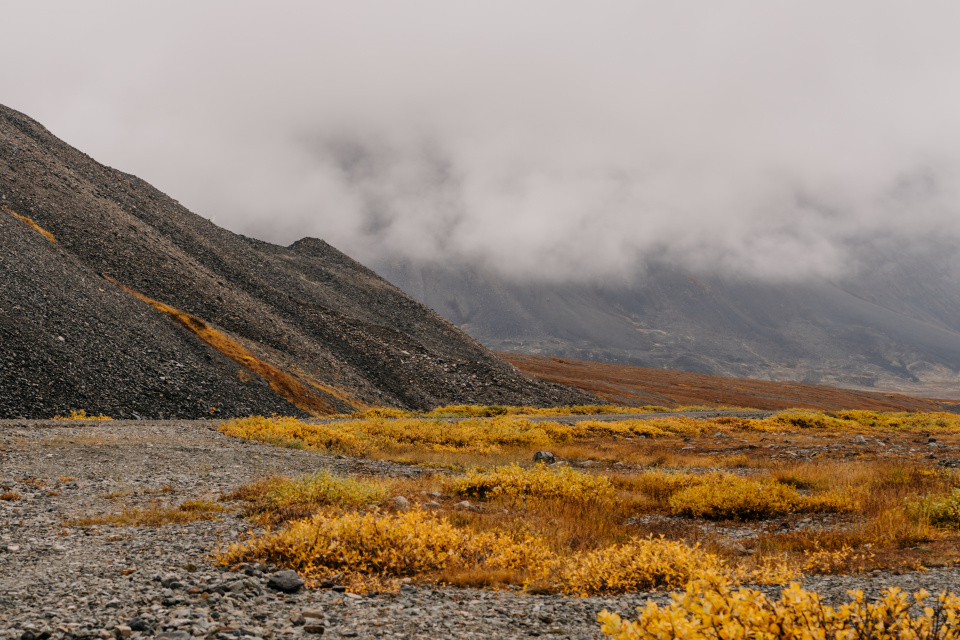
[4,1,960,282]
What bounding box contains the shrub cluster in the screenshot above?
[218,416,368,456]
[450,464,615,504]
[217,509,790,595]
[599,578,960,640]
[227,472,388,523]
[668,474,854,521]
[908,488,960,528]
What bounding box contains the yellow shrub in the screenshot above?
[227,472,389,522]
[632,471,706,503]
[359,417,553,452]
[52,410,113,420]
[599,580,960,640]
[557,538,721,596]
[218,509,556,583]
[450,464,615,503]
[218,416,368,456]
[220,507,790,595]
[669,474,854,520]
[760,409,960,433]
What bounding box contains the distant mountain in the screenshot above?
[0,104,595,418]
[500,352,959,412]
[371,252,960,398]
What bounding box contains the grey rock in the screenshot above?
[155,632,190,640]
[160,574,182,589]
[128,618,152,632]
[532,451,555,464]
[267,570,304,593]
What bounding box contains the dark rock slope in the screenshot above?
[0,104,594,418]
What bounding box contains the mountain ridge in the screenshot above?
[0,104,595,418]
[370,252,960,398]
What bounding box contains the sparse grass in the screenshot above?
[908,488,960,528]
[2,206,57,243]
[218,414,734,466]
[341,404,672,420]
[103,485,174,500]
[70,499,224,527]
[102,276,342,416]
[51,409,112,420]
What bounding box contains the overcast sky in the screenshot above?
[4,1,960,281]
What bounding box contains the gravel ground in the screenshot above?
[3,420,960,640]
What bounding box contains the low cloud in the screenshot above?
[4,1,960,281]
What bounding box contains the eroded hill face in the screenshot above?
[0,104,595,418]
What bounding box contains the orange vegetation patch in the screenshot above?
[2,206,57,243]
[102,275,340,416]
[499,352,947,412]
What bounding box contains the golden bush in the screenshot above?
[227,472,388,522]
[556,538,721,596]
[218,416,368,456]
[599,579,960,640]
[450,464,615,503]
[669,474,854,521]
[217,509,556,584]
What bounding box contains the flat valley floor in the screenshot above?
[2,419,960,640]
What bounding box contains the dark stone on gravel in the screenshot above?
[127,619,151,632]
[159,574,182,589]
[267,570,304,593]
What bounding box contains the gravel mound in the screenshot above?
[2,421,959,640]
[0,103,596,418]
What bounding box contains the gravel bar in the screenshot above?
[2,420,959,640]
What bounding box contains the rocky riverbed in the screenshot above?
[2,420,960,640]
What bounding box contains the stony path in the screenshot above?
[2,420,960,640]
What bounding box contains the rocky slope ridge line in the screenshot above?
[0,104,595,418]
[3,421,959,640]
